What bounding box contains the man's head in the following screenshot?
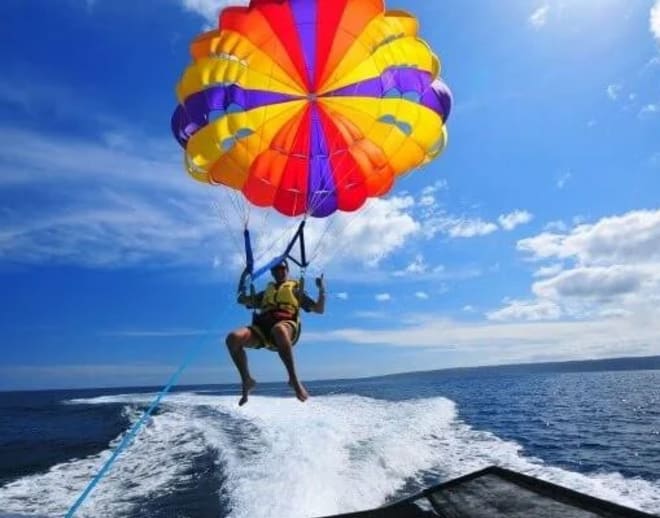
[270,259,289,282]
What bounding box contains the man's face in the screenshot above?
[271,264,288,282]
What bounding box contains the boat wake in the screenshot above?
[0,392,658,517]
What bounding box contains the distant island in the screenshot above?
[371,355,660,382]
[3,355,659,393]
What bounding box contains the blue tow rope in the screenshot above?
[65,343,205,517]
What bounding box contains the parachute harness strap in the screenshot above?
[243,219,309,283]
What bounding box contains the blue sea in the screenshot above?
[1,366,659,517]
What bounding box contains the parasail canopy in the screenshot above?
[172,0,452,218]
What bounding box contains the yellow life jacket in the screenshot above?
[261,280,300,317]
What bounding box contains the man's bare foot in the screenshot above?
[239,377,256,406]
[288,379,309,402]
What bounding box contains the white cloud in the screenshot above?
[487,299,562,322]
[499,209,660,323]
[606,84,622,101]
[498,210,533,231]
[308,196,420,268]
[651,1,660,43]
[336,292,348,300]
[639,103,659,118]
[419,195,436,207]
[306,311,660,363]
[533,263,564,278]
[0,186,220,268]
[449,218,498,238]
[179,0,247,25]
[529,5,550,29]
[518,209,660,264]
[415,291,429,300]
[375,293,391,302]
[532,265,651,300]
[556,171,572,189]
[423,215,498,239]
[394,254,428,276]
[421,180,448,197]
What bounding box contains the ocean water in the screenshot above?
[0,368,659,517]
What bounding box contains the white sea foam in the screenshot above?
[1,392,658,517]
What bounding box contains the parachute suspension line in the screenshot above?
[228,187,250,227]
[211,196,244,259]
[308,200,378,266]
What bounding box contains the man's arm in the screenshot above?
[305,275,325,314]
[311,289,325,314]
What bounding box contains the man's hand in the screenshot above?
[315,274,325,292]
[238,268,250,294]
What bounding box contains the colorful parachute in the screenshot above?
[172,0,452,218]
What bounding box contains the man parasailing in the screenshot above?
[225,260,325,406]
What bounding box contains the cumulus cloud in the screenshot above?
[418,195,436,207]
[375,293,392,302]
[498,210,533,231]
[453,218,498,237]
[423,215,498,239]
[487,299,562,322]
[490,209,660,323]
[532,266,649,301]
[518,209,660,264]
[529,5,550,29]
[639,103,659,118]
[336,292,349,300]
[179,0,247,25]
[415,291,429,300]
[652,1,660,43]
[421,180,448,197]
[309,196,420,268]
[533,263,564,278]
[394,254,428,276]
[607,84,622,101]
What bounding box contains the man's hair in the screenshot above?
[270,259,289,272]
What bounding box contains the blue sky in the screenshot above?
[1,0,659,390]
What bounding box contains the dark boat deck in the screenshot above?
[324,466,657,518]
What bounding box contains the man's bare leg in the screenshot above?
[272,323,309,402]
[225,327,258,406]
